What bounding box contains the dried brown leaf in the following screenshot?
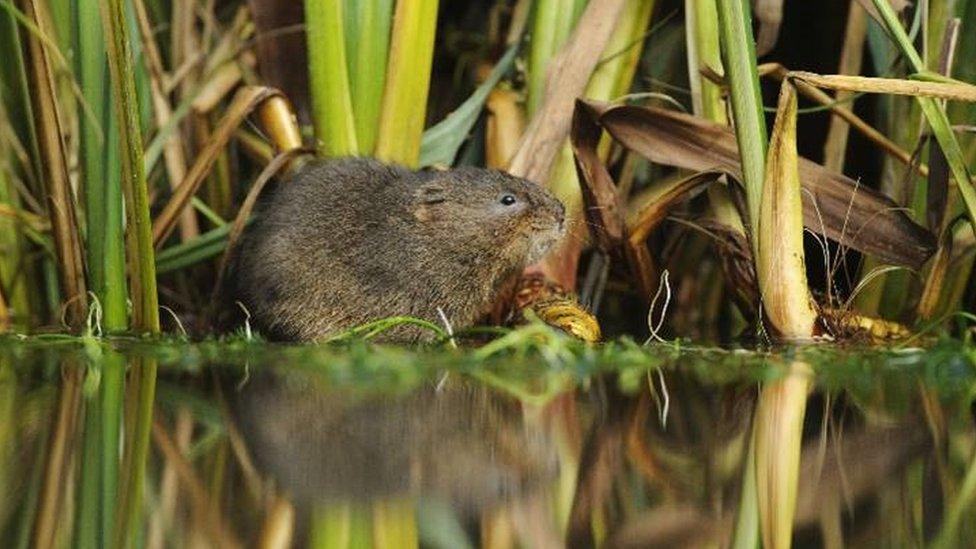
[152,86,283,247]
[507,0,629,183]
[575,99,936,269]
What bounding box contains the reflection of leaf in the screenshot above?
[572,99,936,269]
[419,44,519,167]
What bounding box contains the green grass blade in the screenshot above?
[100,1,160,547]
[716,0,767,248]
[0,3,41,185]
[155,224,234,274]
[76,385,102,549]
[346,0,393,154]
[420,43,518,167]
[100,0,158,332]
[374,0,439,167]
[871,0,976,235]
[686,0,727,123]
[100,351,124,546]
[78,0,127,331]
[306,0,359,156]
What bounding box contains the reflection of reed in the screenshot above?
[563,373,933,548]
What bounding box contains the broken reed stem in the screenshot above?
[508,0,628,184]
[152,87,283,247]
[822,0,867,173]
[789,71,976,102]
[132,0,199,241]
[20,0,88,327]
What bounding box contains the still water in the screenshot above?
[1,334,974,547]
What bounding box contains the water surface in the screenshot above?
[1,334,974,547]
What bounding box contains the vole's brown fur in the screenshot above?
[228,158,565,341]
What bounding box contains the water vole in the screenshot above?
[228,158,565,341]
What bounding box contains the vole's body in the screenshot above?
[229,158,565,341]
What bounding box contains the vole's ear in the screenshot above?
[412,182,448,222]
[414,182,448,205]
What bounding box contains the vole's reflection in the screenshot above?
[229,370,558,514]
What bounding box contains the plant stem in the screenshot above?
[716,0,767,248]
[306,0,359,156]
[346,0,393,154]
[374,0,439,167]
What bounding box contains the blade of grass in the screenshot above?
[20,0,88,327]
[420,43,518,167]
[306,0,358,156]
[101,0,161,547]
[823,0,868,173]
[374,0,439,166]
[76,374,102,549]
[100,0,158,332]
[686,0,728,124]
[78,0,128,331]
[346,0,393,154]
[716,0,767,250]
[74,1,127,546]
[871,0,976,236]
[132,0,199,241]
[151,86,284,247]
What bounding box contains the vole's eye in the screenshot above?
[500,194,517,206]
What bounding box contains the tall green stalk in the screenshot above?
[0,7,37,326]
[686,0,728,124]
[306,0,359,156]
[74,7,113,544]
[375,0,439,166]
[871,0,976,235]
[100,0,157,332]
[716,0,767,248]
[345,0,393,154]
[79,0,126,328]
[100,1,159,547]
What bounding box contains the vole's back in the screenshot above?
[229,159,410,340]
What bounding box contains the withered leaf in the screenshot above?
[574,99,936,270]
